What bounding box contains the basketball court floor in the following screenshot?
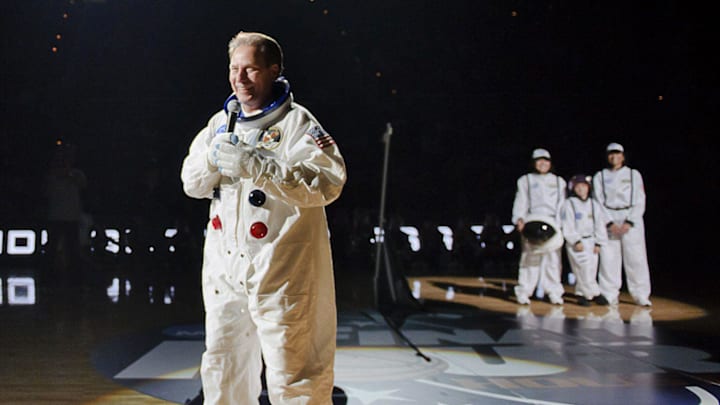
[1,264,719,405]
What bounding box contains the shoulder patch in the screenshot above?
[306,125,335,149]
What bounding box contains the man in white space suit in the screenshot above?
[592,142,651,307]
[181,31,346,404]
[511,148,567,305]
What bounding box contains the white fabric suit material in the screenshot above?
[592,166,651,304]
[512,173,567,303]
[181,85,346,404]
[560,197,607,299]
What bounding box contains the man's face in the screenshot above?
[607,151,625,169]
[229,45,280,113]
[534,158,551,174]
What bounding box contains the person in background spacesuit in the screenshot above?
[181,32,346,404]
[560,175,607,306]
[511,148,567,305]
[592,142,651,307]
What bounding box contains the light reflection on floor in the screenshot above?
[408,276,707,322]
[2,269,720,404]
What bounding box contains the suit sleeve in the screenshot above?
[627,169,646,224]
[180,115,223,200]
[560,200,579,245]
[248,122,346,208]
[556,176,567,224]
[511,175,529,225]
[592,171,612,225]
[593,201,609,246]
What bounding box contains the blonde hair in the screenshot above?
[228,31,284,74]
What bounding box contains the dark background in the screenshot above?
[0,0,716,299]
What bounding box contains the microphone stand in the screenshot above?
[374,122,394,306]
[373,122,431,362]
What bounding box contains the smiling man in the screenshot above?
[228,38,281,115]
[181,31,346,404]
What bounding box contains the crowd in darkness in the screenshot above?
[0,132,521,305]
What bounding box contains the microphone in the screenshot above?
[382,122,393,143]
[385,122,393,136]
[226,100,241,144]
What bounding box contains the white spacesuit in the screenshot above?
[511,149,567,305]
[181,78,346,404]
[593,145,651,306]
[560,177,607,302]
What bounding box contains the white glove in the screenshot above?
[207,132,232,169]
[207,133,257,178]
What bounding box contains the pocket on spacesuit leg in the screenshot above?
[254,293,309,324]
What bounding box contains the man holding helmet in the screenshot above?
[511,148,567,305]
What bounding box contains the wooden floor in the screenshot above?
[0,285,196,404]
[1,268,720,404]
[407,276,709,322]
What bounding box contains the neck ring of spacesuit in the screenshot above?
[223,77,292,125]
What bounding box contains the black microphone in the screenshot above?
[226,99,240,135]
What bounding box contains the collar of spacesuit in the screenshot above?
[223,77,293,129]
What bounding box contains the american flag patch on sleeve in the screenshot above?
[306,125,335,149]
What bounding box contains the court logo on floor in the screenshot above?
[93,312,720,404]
